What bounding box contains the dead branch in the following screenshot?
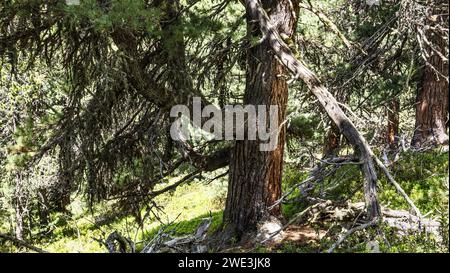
[245,0,381,219]
[252,198,441,253]
[268,157,355,210]
[0,233,48,253]
[142,217,212,253]
[373,157,423,218]
[326,219,378,253]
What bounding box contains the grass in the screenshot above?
[0,172,228,253]
[277,149,449,253]
[1,151,447,253]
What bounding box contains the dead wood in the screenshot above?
[0,232,48,253]
[141,217,212,253]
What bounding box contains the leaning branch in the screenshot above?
[326,219,378,253]
[373,157,423,218]
[149,170,201,197]
[299,2,356,51]
[245,0,381,219]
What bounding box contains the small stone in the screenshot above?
[256,217,284,244]
[366,240,381,253]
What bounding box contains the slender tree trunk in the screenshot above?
[387,97,400,149]
[13,173,24,240]
[323,91,347,157]
[223,0,299,239]
[37,189,49,227]
[323,124,340,157]
[411,7,449,147]
[55,140,73,212]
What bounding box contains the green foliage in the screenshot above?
[281,167,310,219]
[378,150,449,214]
[287,114,321,141]
[65,0,163,34]
[0,175,227,252]
[143,211,223,241]
[0,0,447,254]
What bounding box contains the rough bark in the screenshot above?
[411,27,449,147]
[323,124,340,158]
[387,97,400,149]
[323,91,347,157]
[242,0,381,219]
[411,3,449,147]
[223,0,299,239]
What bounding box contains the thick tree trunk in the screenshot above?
[411,6,449,147]
[242,0,381,220]
[223,0,299,239]
[387,97,400,149]
[411,57,449,147]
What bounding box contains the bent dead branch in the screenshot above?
[244,0,426,221]
[298,2,356,52]
[244,0,381,219]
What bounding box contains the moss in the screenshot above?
[143,211,223,239]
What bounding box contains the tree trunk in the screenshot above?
[323,124,341,157]
[411,8,449,147]
[387,97,400,149]
[223,0,299,239]
[323,91,347,157]
[37,189,49,227]
[242,0,381,220]
[13,173,24,241]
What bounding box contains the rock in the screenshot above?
[366,240,381,253]
[256,216,284,244]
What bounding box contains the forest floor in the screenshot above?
[1,149,448,253]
